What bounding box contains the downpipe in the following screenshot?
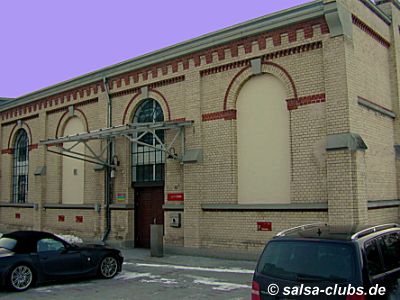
[102,77,113,242]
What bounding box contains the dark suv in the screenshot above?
[252,223,400,299]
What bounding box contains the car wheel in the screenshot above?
[99,256,118,279]
[8,264,34,291]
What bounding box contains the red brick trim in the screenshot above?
[223,66,251,111]
[148,76,185,90]
[1,18,328,122]
[54,111,68,139]
[2,144,37,155]
[200,60,250,77]
[28,144,38,151]
[352,15,390,48]
[223,61,298,111]
[46,97,98,116]
[47,143,63,147]
[149,89,171,121]
[122,92,142,124]
[108,17,329,89]
[122,89,172,124]
[202,110,237,121]
[7,122,34,150]
[1,81,103,122]
[109,87,140,99]
[55,108,89,138]
[7,123,19,150]
[264,61,298,100]
[1,149,14,154]
[286,93,326,110]
[264,41,322,60]
[1,114,39,127]
[25,123,34,148]
[200,42,323,77]
[169,118,186,122]
[109,76,185,99]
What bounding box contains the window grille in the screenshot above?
[12,129,29,203]
[132,99,165,183]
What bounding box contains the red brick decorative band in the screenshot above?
[352,15,390,48]
[168,118,186,122]
[286,93,326,110]
[200,60,250,77]
[28,144,38,151]
[1,17,328,122]
[223,61,298,111]
[1,114,39,127]
[110,76,185,99]
[109,17,329,88]
[201,41,322,77]
[264,41,322,60]
[1,81,104,122]
[1,149,13,154]
[46,97,99,115]
[202,110,237,121]
[55,107,89,138]
[109,87,140,99]
[1,143,38,155]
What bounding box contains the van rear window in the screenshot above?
[257,241,355,282]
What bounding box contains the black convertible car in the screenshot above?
[0,231,123,291]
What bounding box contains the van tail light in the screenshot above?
[251,281,261,300]
[346,295,365,300]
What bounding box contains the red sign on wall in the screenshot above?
[257,222,272,231]
[15,213,21,219]
[58,215,65,222]
[75,216,83,223]
[167,193,184,201]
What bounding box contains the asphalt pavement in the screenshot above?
[0,248,257,300]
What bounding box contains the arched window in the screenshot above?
[237,74,291,204]
[132,99,165,183]
[62,117,85,204]
[12,129,29,203]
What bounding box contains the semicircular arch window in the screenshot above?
[12,129,29,203]
[131,99,165,183]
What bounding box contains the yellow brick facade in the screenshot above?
[0,0,399,256]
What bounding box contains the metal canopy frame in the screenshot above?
[39,121,193,167]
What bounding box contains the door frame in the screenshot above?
[133,182,164,248]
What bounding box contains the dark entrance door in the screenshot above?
[135,187,164,248]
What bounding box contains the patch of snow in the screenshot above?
[116,271,177,285]
[140,278,178,285]
[55,234,83,244]
[115,271,154,281]
[192,277,250,291]
[125,262,254,274]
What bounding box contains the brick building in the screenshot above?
[0,0,399,257]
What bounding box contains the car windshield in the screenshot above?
[0,237,17,251]
[257,241,355,282]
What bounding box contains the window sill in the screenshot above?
[0,203,35,208]
[201,203,328,211]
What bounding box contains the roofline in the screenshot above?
[0,0,324,112]
[358,0,392,24]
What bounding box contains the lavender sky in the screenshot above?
[0,0,310,98]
